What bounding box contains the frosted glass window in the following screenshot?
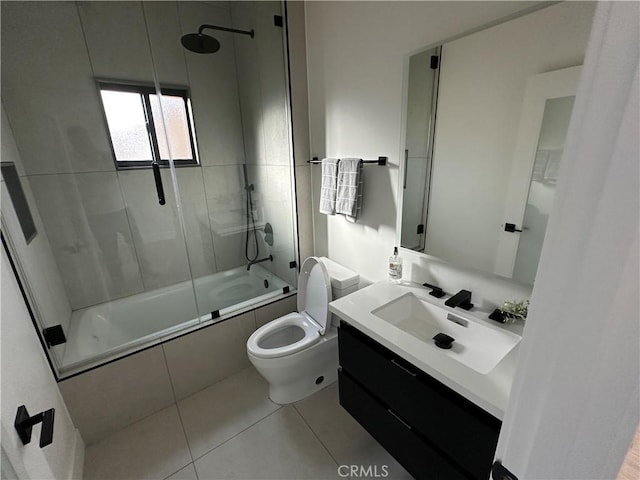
[98,82,198,168]
[101,90,153,162]
[150,94,193,161]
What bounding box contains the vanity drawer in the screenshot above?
[338,321,500,479]
[338,371,469,480]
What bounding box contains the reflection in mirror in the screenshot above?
[401,47,440,251]
[399,2,595,285]
[513,95,574,284]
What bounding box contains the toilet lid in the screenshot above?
[298,257,332,335]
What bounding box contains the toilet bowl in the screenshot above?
[247,256,357,404]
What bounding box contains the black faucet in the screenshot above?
[445,289,474,310]
[422,283,446,298]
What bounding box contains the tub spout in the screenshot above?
[247,255,273,271]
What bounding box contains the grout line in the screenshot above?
[160,345,195,463]
[291,401,341,469]
[190,405,284,464]
[161,461,195,480]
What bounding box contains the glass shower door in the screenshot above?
[0,1,201,376]
[146,0,300,320]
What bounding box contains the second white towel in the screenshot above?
[336,158,363,222]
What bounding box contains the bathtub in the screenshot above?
[61,264,292,374]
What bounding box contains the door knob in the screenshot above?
[504,222,523,233]
[14,405,55,448]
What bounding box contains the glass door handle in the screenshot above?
[152,162,166,206]
[403,149,409,189]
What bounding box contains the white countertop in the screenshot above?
[329,280,523,420]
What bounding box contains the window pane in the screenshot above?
[150,94,193,161]
[100,90,152,162]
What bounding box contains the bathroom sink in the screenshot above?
[371,293,521,374]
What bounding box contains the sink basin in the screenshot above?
[371,293,521,374]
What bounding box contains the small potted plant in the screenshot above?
[489,299,529,323]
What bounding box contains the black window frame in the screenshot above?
[97,80,200,170]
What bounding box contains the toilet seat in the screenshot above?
[247,313,320,359]
[247,257,332,359]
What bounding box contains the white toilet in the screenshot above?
[246,256,359,404]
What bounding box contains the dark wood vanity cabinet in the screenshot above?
[338,321,501,480]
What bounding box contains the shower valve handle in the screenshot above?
[152,162,166,206]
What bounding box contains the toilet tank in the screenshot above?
[317,257,359,299]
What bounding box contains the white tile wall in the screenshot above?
[118,169,193,290]
[3,0,300,311]
[77,2,155,82]
[59,346,176,445]
[0,106,73,341]
[254,294,297,328]
[29,172,144,309]
[202,165,247,270]
[162,311,256,400]
[178,2,245,167]
[255,2,290,167]
[1,1,115,175]
[175,168,217,278]
[142,2,190,87]
[232,2,264,165]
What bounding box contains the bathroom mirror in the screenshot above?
[398,2,595,285]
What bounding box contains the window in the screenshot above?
[98,82,199,169]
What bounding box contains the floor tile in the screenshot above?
[178,367,280,459]
[294,383,413,480]
[84,405,191,479]
[194,406,341,479]
[165,463,198,480]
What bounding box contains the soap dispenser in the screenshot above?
[388,246,403,283]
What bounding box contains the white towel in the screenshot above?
[319,158,338,215]
[336,158,363,222]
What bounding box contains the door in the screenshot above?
[1,248,83,479]
[494,66,582,281]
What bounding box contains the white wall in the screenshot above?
[1,249,84,479]
[306,1,547,305]
[425,2,594,275]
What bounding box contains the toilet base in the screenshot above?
[267,363,338,404]
[248,329,338,404]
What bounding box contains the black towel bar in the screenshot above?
[308,156,387,166]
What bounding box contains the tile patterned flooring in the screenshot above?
[83,367,413,480]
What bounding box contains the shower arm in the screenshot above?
[198,24,254,38]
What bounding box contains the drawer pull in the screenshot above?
[387,409,412,430]
[390,358,418,377]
